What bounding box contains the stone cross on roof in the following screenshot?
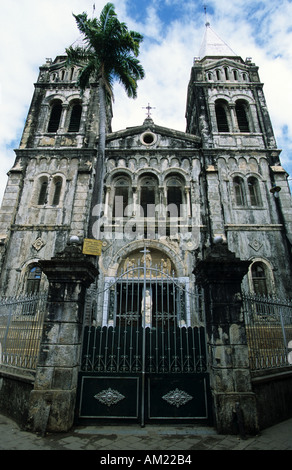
[142,103,155,119]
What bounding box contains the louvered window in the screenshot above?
[48,103,62,133]
[248,177,261,206]
[215,102,229,132]
[38,179,48,205]
[167,178,183,217]
[52,178,62,206]
[68,104,82,132]
[233,176,245,206]
[236,101,250,132]
[114,179,129,218]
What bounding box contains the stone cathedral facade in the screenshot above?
[0,22,292,434]
[0,22,291,310]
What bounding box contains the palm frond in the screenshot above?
[68,3,145,102]
[67,3,145,230]
[100,2,117,31]
[65,45,92,67]
[77,61,99,94]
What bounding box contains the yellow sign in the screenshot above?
[82,239,103,256]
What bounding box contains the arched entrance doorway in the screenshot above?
[102,247,190,328]
[77,247,212,426]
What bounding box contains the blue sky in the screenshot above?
[127,0,203,26]
[0,0,291,202]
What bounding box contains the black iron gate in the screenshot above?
[76,251,211,425]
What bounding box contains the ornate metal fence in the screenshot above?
[0,294,47,370]
[243,293,292,371]
[78,252,210,425]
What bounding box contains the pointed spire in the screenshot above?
[199,22,237,59]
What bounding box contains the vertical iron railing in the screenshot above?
[0,294,47,370]
[81,259,207,375]
[243,293,292,370]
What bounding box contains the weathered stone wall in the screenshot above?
[0,369,35,428]
[252,370,292,430]
[0,149,96,295]
[27,244,98,433]
[195,244,258,435]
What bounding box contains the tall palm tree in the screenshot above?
[66,3,145,238]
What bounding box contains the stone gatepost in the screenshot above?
[27,242,98,433]
[194,244,259,435]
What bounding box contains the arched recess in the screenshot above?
[233,175,246,206]
[138,173,159,217]
[231,172,263,208]
[31,173,50,206]
[105,170,133,218]
[37,176,49,205]
[215,99,230,132]
[112,175,132,218]
[17,259,48,296]
[97,242,195,331]
[118,248,177,277]
[68,102,82,132]
[235,99,250,132]
[31,173,66,207]
[105,240,186,278]
[248,258,275,296]
[47,99,63,133]
[247,175,262,206]
[49,174,66,206]
[106,168,133,183]
[165,174,185,218]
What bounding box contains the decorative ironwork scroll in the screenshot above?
[94,388,125,407]
[162,388,193,408]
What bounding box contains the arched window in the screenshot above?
[68,104,82,132]
[235,100,250,132]
[48,101,62,133]
[248,176,261,206]
[38,177,48,205]
[166,177,183,217]
[26,266,42,295]
[233,176,245,206]
[216,70,221,80]
[224,67,229,80]
[113,178,129,217]
[215,100,229,132]
[233,70,238,80]
[52,177,63,206]
[251,262,268,296]
[140,176,157,217]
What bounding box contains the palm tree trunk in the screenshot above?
[88,77,107,239]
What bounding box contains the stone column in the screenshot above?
[229,104,239,132]
[194,243,258,435]
[27,242,98,433]
[104,186,111,217]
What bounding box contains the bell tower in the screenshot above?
[186,22,292,298]
[186,22,277,151]
[20,54,112,150]
[0,54,112,295]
